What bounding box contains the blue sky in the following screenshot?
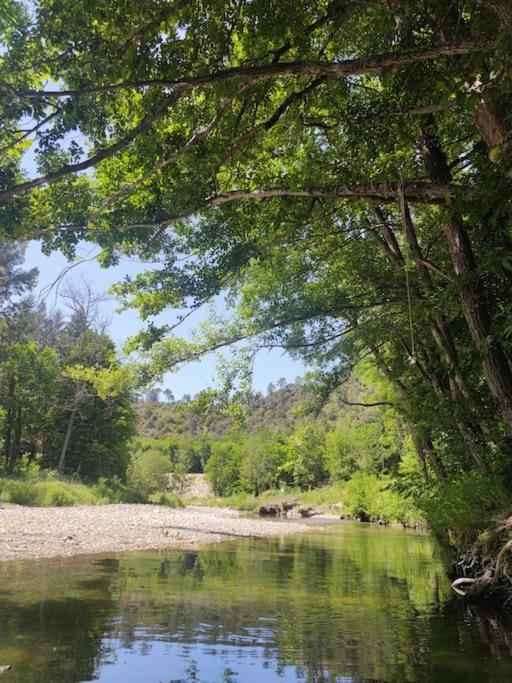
[25,241,306,399]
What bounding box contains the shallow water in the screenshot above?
[1,521,512,682]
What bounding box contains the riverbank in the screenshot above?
[0,504,307,561]
[187,479,424,529]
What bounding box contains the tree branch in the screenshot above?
[122,181,467,233]
[0,110,59,154]
[0,40,491,201]
[92,80,256,217]
[119,0,189,55]
[0,88,187,201]
[337,397,397,408]
[9,41,493,99]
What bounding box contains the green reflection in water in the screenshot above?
[0,522,511,682]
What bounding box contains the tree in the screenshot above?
[0,342,59,472]
[204,435,243,496]
[2,1,512,495]
[239,430,284,495]
[54,281,111,472]
[281,421,327,490]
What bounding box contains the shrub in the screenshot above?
[419,471,511,543]
[0,479,38,505]
[94,476,148,504]
[341,473,421,526]
[148,492,184,507]
[127,449,170,495]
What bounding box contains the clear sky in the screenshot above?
[24,241,306,399]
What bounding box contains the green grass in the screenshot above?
[0,478,104,506]
[0,475,184,508]
[419,470,512,545]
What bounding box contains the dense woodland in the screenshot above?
[0,243,136,481]
[1,1,512,539]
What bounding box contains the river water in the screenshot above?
[1,521,512,682]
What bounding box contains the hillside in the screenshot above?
[137,380,307,439]
[136,376,373,441]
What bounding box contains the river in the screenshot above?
[1,521,512,682]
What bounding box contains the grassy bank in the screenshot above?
[189,473,424,528]
[0,476,183,508]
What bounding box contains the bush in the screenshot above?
[341,473,422,526]
[37,481,100,506]
[127,449,170,495]
[0,479,38,505]
[94,476,148,504]
[148,492,184,507]
[419,471,510,543]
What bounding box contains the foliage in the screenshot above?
[343,472,421,527]
[280,421,328,490]
[0,244,137,481]
[148,491,184,507]
[0,477,105,506]
[136,378,310,439]
[204,436,244,496]
[93,476,147,504]
[2,2,512,543]
[127,449,171,496]
[418,471,511,544]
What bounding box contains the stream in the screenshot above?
[1,521,512,682]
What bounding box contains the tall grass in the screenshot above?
[0,473,184,508]
[419,470,511,544]
[0,478,104,506]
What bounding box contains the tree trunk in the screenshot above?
[8,401,23,474]
[420,117,512,430]
[2,378,15,472]
[58,392,79,472]
[398,193,490,466]
[371,203,490,465]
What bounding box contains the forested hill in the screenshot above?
[136,379,355,440]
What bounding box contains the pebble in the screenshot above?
[0,504,306,561]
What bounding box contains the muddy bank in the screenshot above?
[0,504,307,561]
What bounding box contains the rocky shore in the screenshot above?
[0,504,308,561]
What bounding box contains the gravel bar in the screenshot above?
[0,504,308,561]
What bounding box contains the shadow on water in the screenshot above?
[1,522,512,682]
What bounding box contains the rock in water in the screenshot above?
[298,506,314,518]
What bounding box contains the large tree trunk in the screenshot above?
[420,117,512,430]
[371,203,490,466]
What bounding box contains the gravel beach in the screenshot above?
[0,504,307,561]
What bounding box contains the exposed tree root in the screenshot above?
[450,517,512,605]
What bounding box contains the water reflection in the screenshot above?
[0,523,512,682]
